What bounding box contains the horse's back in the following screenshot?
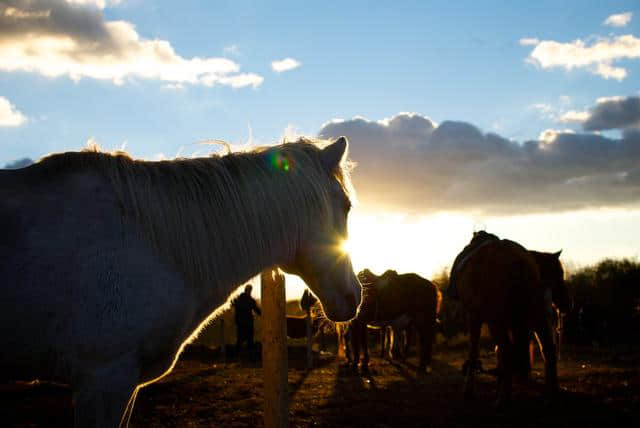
[286,315,308,339]
[457,239,540,321]
[1,166,115,377]
[378,273,439,322]
[0,164,189,383]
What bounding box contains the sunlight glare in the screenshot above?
[345,210,474,279]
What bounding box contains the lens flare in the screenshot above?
[268,151,291,173]
[341,238,355,256]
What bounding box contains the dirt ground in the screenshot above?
[1,343,638,427]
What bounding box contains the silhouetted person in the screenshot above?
[233,284,261,359]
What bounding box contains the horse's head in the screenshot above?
[280,137,361,322]
[300,289,318,313]
[357,268,378,286]
[534,250,571,313]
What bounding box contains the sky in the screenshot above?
[2,0,640,299]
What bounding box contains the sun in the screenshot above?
[343,210,474,279]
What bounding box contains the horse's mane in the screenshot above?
[35,137,355,299]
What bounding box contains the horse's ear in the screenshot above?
[321,136,348,171]
[553,250,562,258]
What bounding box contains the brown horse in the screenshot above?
[287,289,324,340]
[451,232,569,405]
[349,269,441,374]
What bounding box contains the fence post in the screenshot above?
[261,269,289,428]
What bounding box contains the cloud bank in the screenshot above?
[319,112,640,215]
[0,96,27,126]
[0,0,263,88]
[582,96,640,131]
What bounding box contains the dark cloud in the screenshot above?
[0,1,111,51]
[319,113,640,215]
[583,96,640,131]
[3,157,33,169]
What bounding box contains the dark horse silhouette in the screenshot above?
[286,289,323,339]
[349,269,441,374]
[451,231,570,405]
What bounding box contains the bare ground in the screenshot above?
[1,344,638,427]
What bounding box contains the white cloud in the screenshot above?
[538,128,575,143]
[530,103,558,120]
[163,82,184,90]
[595,62,628,80]
[558,110,590,123]
[0,96,27,127]
[529,100,592,125]
[271,57,301,73]
[603,12,632,28]
[519,37,540,46]
[65,0,122,9]
[596,95,625,104]
[0,1,263,88]
[524,35,640,80]
[212,73,263,89]
[530,103,554,114]
[223,44,240,57]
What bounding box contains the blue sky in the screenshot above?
[1,0,638,162]
[2,1,640,295]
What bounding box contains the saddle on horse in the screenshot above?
[448,231,500,299]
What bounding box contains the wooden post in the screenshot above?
[261,269,289,428]
[305,309,313,370]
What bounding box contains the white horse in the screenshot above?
[0,136,361,427]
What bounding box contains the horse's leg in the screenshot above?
[489,323,513,407]
[405,324,414,357]
[336,325,345,360]
[418,323,434,374]
[345,327,353,364]
[73,353,140,428]
[385,327,391,359]
[350,322,361,372]
[392,325,404,360]
[320,328,326,352]
[388,326,395,360]
[536,317,559,398]
[511,322,532,383]
[463,318,482,400]
[362,326,370,373]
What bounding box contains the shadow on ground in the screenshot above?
[1,345,638,427]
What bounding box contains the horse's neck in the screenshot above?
[189,172,297,323]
